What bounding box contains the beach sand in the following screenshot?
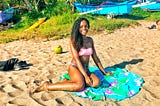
[0,20,160,106]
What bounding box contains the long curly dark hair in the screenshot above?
[71,17,90,51]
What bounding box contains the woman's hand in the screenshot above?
[101,68,113,76]
[103,71,113,76]
[84,75,93,86]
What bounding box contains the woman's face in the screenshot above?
[79,20,89,36]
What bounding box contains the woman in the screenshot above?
[34,17,111,93]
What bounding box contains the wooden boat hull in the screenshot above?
[24,17,46,31]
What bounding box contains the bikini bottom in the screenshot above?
[70,62,91,75]
[70,62,78,68]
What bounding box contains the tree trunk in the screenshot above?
[69,0,75,12]
[23,0,32,11]
[43,0,48,5]
[33,0,38,11]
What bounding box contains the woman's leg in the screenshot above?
[89,73,100,88]
[34,65,85,93]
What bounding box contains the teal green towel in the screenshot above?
[60,67,144,101]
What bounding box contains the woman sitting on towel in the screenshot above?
[34,17,111,93]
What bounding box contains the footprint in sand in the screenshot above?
[11,80,27,91]
[0,85,5,92]
[8,98,28,105]
[8,89,22,97]
[29,92,47,106]
[41,92,54,101]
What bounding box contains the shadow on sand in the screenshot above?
[108,58,144,69]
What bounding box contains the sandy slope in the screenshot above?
[0,20,160,106]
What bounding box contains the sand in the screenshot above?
[0,20,160,106]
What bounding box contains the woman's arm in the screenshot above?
[91,39,108,75]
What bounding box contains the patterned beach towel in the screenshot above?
[60,67,144,101]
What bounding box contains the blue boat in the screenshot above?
[74,1,136,15]
[0,8,14,23]
[139,1,160,11]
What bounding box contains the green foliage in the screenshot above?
[0,38,14,43]
[36,13,80,39]
[147,12,160,21]
[129,8,160,21]
[27,10,44,19]
[14,10,44,30]
[43,1,71,17]
[90,18,134,33]
[0,0,13,10]
[56,1,72,14]
[130,8,150,19]
[55,13,79,25]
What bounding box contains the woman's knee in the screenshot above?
[90,74,100,88]
[74,82,85,91]
[92,78,100,87]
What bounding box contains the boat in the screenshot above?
[132,0,160,11]
[0,8,14,24]
[132,1,156,8]
[74,0,136,15]
[24,17,47,31]
[139,1,160,11]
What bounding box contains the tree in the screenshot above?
[0,0,8,10]
[0,0,57,11]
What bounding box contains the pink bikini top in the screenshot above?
[79,48,93,56]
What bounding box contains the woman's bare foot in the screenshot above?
[60,78,68,82]
[34,81,49,93]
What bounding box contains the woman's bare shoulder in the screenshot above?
[86,36,93,41]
